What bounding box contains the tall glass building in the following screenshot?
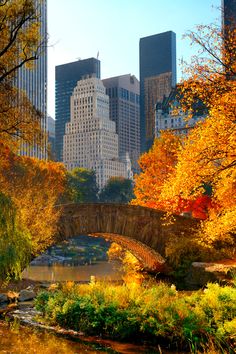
[222,0,236,80]
[139,31,176,152]
[17,0,48,159]
[55,58,100,161]
[223,0,236,30]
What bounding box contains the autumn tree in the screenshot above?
[99,177,134,203]
[179,22,236,113]
[131,131,182,210]
[160,21,236,247]
[0,1,67,280]
[132,21,236,268]
[0,143,66,256]
[0,0,46,149]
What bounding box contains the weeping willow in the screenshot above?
[0,192,32,280]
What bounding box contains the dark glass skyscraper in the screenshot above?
[139,31,176,152]
[223,0,236,30]
[55,58,100,161]
[222,0,236,80]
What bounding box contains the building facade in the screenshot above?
[139,31,176,152]
[222,0,236,80]
[102,74,140,174]
[222,0,236,30]
[155,88,206,137]
[17,0,48,159]
[63,76,132,190]
[55,58,100,161]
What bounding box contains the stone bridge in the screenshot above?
[56,203,199,273]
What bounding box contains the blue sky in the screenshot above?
[48,0,221,117]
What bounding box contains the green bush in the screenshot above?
[34,282,236,351]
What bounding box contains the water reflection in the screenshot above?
[22,262,123,282]
[0,321,111,354]
[0,320,166,354]
[22,235,123,283]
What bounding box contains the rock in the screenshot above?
[185,261,236,289]
[0,293,8,304]
[38,282,51,289]
[18,289,36,302]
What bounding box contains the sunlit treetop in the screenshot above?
[180,23,236,115]
[0,0,45,84]
[0,0,47,149]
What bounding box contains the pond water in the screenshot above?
[0,319,165,354]
[22,261,123,282]
[0,320,109,354]
[22,235,123,283]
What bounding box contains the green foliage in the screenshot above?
[64,168,98,203]
[0,192,31,280]
[99,177,134,203]
[35,281,236,351]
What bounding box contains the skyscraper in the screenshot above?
[102,74,140,174]
[222,0,236,79]
[63,76,132,189]
[222,0,236,31]
[17,0,47,159]
[139,31,176,151]
[55,58,100,161]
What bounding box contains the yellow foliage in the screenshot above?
[0,143,66,255]
[132,22,236,260]
[0,1,64,274]
[0,0,46,149]
[131,131,182,211]
[107,242,145,284]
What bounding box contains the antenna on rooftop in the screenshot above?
[97,51,99,59]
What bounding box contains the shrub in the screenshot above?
[34,282,236,351]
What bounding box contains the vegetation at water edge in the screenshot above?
[35,281,236,352]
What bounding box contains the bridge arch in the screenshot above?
[55,203,199,272]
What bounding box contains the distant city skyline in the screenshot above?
[48,0,221,118]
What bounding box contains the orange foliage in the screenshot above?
[0,141,66,255]
[184,195,212,220]
[132,22,236,253]
[131,131,182,211]
[131,131,213,219]
[0,1,65,270]
[180,24,236,117]
[0,0,46,149]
